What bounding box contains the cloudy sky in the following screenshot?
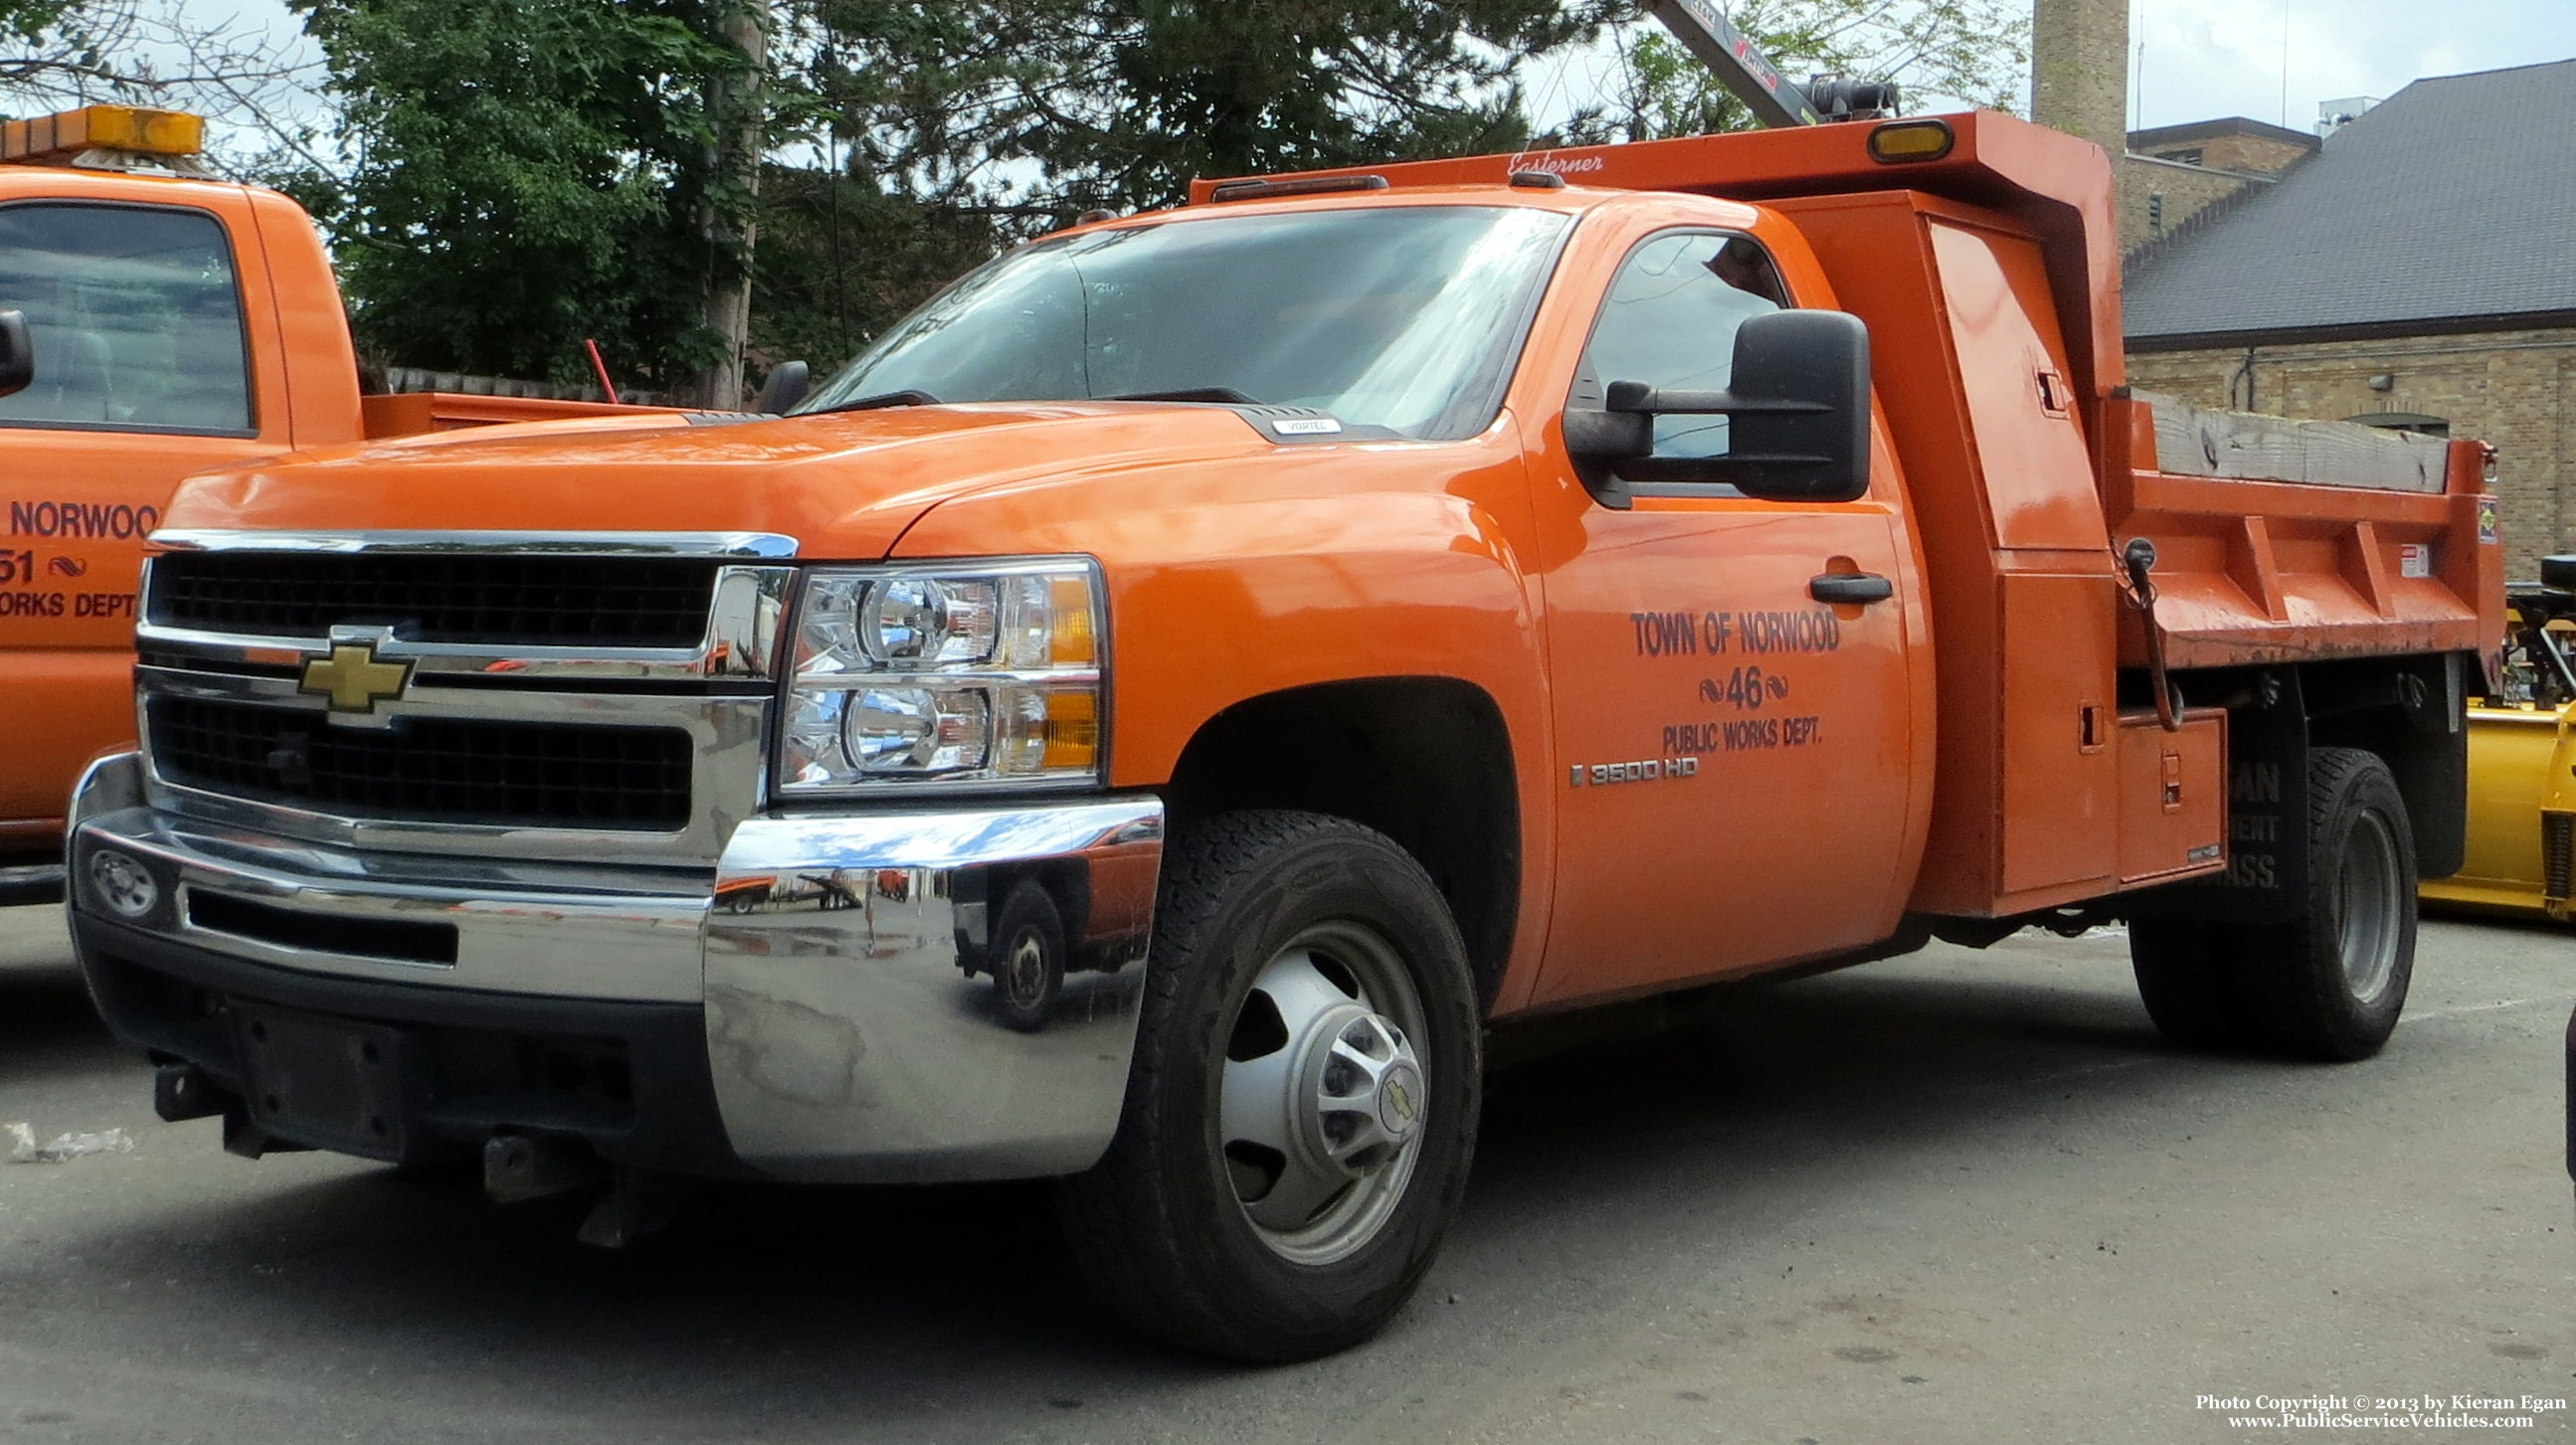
[186,0,2576,143]
[2130,0,2576,131]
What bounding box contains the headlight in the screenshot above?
[779,559,1104,793]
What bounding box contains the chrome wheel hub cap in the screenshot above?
[1005,931,1045,997]
[2336,811,2402,1000]
[1218,927,1428,1266]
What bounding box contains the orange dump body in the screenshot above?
[0,159,677,885]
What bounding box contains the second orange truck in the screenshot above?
[0,105,679,902]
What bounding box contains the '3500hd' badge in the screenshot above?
[1568,756,1700,788]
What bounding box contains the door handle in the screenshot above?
[1808,572,1894,605]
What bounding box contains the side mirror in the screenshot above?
[1564,309,1872,503]
[0,310,31,401]
[756,359,811,414]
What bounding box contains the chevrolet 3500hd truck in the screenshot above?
[63,111,2501,1360]
[0,104,672,903]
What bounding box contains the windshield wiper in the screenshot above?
[1103,387,1261,405]
[806,388,939,416]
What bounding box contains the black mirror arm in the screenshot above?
[1605,380,1830,416]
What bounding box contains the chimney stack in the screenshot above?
[2031,0,2130,157]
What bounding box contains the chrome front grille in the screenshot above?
[132,531,795,867]
[149,550,723,648]
[149,694,695,832]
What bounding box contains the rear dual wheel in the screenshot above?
[1055,811,1480,1361]
[2130,747,2417,1061]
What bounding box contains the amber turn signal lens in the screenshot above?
[1048,577,1097,664]
[1867,119,1953,163]
[1041,691,1099,770]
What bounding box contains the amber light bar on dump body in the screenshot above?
[0,105,205,168]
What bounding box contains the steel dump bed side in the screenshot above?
[2098,397,2502,669]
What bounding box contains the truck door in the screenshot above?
[1531,228,1919,1004]
[0,198,278,856]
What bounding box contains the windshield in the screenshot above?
[797,204,1570,440]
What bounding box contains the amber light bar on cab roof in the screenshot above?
[0,104,206,171]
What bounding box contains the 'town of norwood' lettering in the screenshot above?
[9,500,163,539]
[1631,608,1844,658]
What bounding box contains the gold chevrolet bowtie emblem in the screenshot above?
[298,641,411,713]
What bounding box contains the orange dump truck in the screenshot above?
[62,111,2500,1359]
[0,106,672,902]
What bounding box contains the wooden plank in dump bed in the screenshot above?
[2138,391,2449,493]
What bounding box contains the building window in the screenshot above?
[2348,412,2449,439]
[2157,146,2204,166]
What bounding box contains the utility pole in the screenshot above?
[696,1,768,411]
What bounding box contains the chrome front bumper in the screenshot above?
[66,753,1163,1183]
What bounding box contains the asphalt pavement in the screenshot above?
[1,904,2568,1443]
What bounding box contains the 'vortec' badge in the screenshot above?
[298,641,412,713]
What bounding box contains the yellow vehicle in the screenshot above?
[2420,559,2576,921]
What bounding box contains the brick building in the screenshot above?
[2119,61,2576,577]
[2026,0,2320,255]
[2118,117,2314,253]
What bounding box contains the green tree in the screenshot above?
[280,0,748,392]
[268,0,2032,390]
[2,0,71,45]
[749,164,1013,376]
[1005,0,1623,210]
[754,0,1620,363]
[1,0,85,93]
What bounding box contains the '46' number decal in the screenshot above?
[1699,666,1791,710]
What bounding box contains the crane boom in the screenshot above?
[1642,0,1821,127]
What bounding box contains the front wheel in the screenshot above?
[1055,811,1481,1361]
[991,881,1066,1033]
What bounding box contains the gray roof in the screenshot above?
[2126,115,2318,154]
[2123,59,2576,344]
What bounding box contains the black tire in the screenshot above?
[2127,917,2252,1050]
[2129,747,2417,1062]
[991,881,1066,1033]
[2232,747,2417,1061]
[1054,811,1481,1361]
